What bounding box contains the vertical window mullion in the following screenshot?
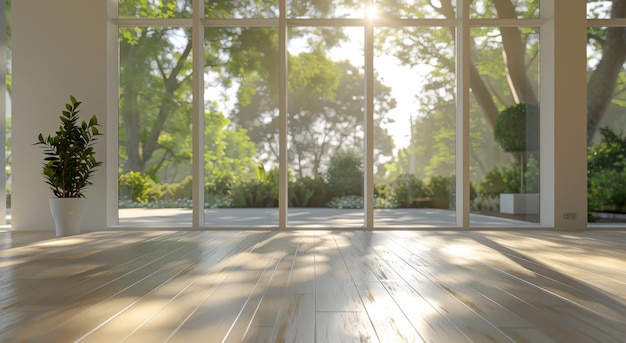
[364,0,374,229]
[0,0,6,226]
[279,0,288,229]
[192,0,205,228]
[457,0,470,227]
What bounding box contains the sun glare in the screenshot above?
[366,5,379,19]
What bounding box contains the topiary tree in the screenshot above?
[494,103,539,192]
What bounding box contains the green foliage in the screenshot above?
[589,169,626,212]
[204,174,235,208]
[234,55,395,180]
[587,126,626,174]
[494,103,539,154]
[587,127,626,212]
[165,175,192,199]
[230,179,276,208]
[428,175,453,209]
[391,173,431,208]
[205,175,234,198]
[478,158,539,195]
[374,183,391,200]
[471,194,500,212]
[119,171,153,203]
[478,165,519,195]
[255,159,266,180]
[291,176,331,207]
[204,109,258,183]
[326,149,363,197]
[524,157,540,193]
[288,51,342,102]
[288,176,316,207]
[35,96,102,198]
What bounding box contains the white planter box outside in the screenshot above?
[499,193,539,215]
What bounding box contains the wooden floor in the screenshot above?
[0,230,625,342]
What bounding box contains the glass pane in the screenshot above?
[288,0,363,18]
[470,0,539,19]
[118,27,193,227]
[374,0,454,19]
[287,27,364,227]
[469,26,540,227]
[2,0,8,226]
[373,27,456,227]
[587,26,626,223]
[118,0,192,18]
[587,0,625,19]
[205,0,278,19]
[204,27,279,227]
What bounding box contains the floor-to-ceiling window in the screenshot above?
[1,0,8,227]
[468,1,541,227]
[586,0,626,224]
[117,3,194,227]
[114,0,550,229]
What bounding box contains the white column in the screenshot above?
[540,0,588,230]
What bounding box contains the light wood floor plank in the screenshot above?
[121,231,274,343]
[377,233,515,342]
[0,230,624,342]
[316,311,379,343]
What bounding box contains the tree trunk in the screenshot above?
[121,43,145,173]
[587,0,626,145]
[493,0,538,105]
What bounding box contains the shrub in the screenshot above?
[374,196,397,209]
[231,179,276,207]
[588,168,626,212]
[587,127,626,213]
[471,194,500,212]
[428,175,453,209]
[153,176,193,200]
[289,176,330,207]
[119,171,153,203]
[374,183,391,199]
[326,149,363,197]
[478,165,521,195]
[205,175,234,198]
[391,173,431,208]
[289,178,314,207]
[587,127,626,175]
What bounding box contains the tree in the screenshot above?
[326,149,364,197]
[119,24,193,180]
[231,52,396,179]
[586,0,626,143]
[382,0,626,189]
[118,0,350,182]
[204,106,258,182]
[494,103,539,191]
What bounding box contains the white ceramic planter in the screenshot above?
[49,197,85,236]
[499,193,539,215]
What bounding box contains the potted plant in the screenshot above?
[494,103,539,214]
[35,95,102,236]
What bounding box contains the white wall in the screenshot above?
[12,0,108,232]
